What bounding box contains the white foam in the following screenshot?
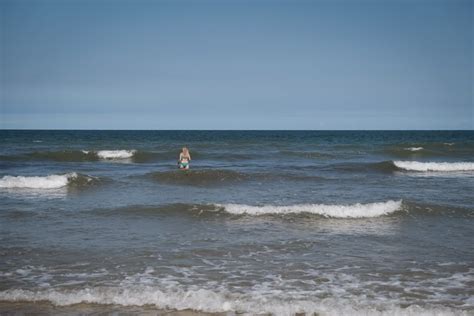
[1,265,471,315]
[218,200,402,218]
[0,287,468,316]
[0,173,77,189]
[404,147,423,151]
[393,161,474,172]
[15,269,31,276]
[96,150,136,159]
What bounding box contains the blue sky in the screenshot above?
[1,0,472,129]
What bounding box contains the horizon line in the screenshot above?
[1,129,473,132]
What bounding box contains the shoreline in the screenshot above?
[0,302,223,316]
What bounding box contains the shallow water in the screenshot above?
[0,130,473,315]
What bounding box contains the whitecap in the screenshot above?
[96,150,136,159]
[0,173,78,189]
[404,147,424,151]
[393,161,474,172]
[218,200,402,218]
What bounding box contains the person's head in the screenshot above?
[182,147,189,154]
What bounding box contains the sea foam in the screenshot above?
[393,161,474,172]
[0,287,468,316]
[219,200,402,218]
[96,150,136,159]
[404,147,424,151]
[0,173,78,189]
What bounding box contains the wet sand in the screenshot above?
[0,302,225,316]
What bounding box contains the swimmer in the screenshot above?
[178,147,191,170]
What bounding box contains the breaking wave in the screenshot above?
[393,161,474,172]
[92,201,473,219]
[0,150,163,163]
[0,286,468,316]
[95,150,136,159]
[218,200,403,218]
[332,161,474,174]
[404,147,424,151]
[26,150,137,161]
[0,173,101,189]
[102,201,404,219]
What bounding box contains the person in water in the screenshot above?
[178,147,191,170]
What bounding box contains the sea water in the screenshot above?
[0,130,473,315]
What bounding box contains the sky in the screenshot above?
[0,0,472,130]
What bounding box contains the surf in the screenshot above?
[0,173,101,189]
[5,150,138,162]
[96,150,136,159]
[218,200,402,218]
[404,147,424,151]
[330,161,474,173]
[393,161,474,172]
[0,286,469,316]
[94,201,405,219]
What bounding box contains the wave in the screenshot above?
[94,203,221,217]
[0,150,163,163]
[383,147,438,158]
[330,161,474,174]
[0,287,468,316]
[404,147,424,151]
[0,173,101,189]
[1,149,257,163]
[393,161,474,172]
[99,200,404,219]
[95,150,136,159]
[327,161,397,173]
[25,150,130,161]
[147,169,251,186]
[382,142,474,159]
[28,150,99,162]
[91,201,474,220]
[218,200,402,218]
[278,150,334,159]
[147,169,325,186]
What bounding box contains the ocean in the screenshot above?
[0,130,473,315]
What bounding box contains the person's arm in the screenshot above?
[188,152,192,160]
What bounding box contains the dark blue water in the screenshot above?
[0,130,473,315]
